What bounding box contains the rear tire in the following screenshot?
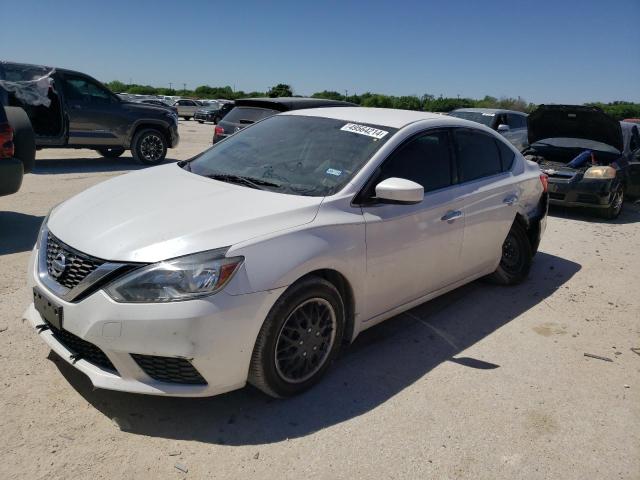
[249,276,345,398]
[131,128,167,165]
[183,116,191,121]
[96,147,125,158]
[488,221,533,285]
[197,120,204,124]
[600,186,624,220]
[5,106,35,173]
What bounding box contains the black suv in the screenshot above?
[213,97,354,143]
[0,62,179,165]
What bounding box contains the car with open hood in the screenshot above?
[25,107,547,398]
[523,105,640,218]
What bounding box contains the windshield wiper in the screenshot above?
[206,173,281,190]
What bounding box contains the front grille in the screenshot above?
[131,354,207,385]
[44,320,116,372]
[46,234,104,289]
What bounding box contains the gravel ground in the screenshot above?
[1,121,639,479]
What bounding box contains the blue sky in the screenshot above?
[4,0,639,103]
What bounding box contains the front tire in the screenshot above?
[249,276,345,398]
[95,147,125,158]
[488,221,533,285]
[131,128,167,165]
[601,186,624,219]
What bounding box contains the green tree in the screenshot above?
[105,80,127,93]
[267,83,293,97]
[311,90,345,101]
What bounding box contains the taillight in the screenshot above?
[0,122,15,158]
[539,173,549,193]
[214,125,224,137]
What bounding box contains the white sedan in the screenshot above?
[25,107,548,398]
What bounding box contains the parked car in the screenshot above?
[0,62,179,165]
[0,104,35,197]
[171,99,202,120]
[449,108,528,150]
[523,105,640,218]
[194,101,234,124]
[27,107,548,398]
[213,97,355,143]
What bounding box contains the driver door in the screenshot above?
[360,129,466,321]
[61,73,125,146]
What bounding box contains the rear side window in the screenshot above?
[454,129,502,182]
[222,106,280,125]
[497,140,516,171]
[377,131,452,193]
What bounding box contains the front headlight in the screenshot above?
[584,166,616,179]
[105,248,243,303]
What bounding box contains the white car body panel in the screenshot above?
[26,107,546,396]
[47,164,323,263]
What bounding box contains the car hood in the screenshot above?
[48,164,324,263]
[528,105,623,152]
[197,107,220,112]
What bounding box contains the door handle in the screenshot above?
[503,194,519,206]
[441,210,463,223]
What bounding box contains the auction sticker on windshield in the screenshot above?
[340,123,389,139]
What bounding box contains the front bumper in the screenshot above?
[25,246,285,397]
[547,178,616,208]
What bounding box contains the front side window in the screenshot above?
[454,129,502,182]
[508,114,527,129]
[188,115,397,196]
[376,131,452,193]
[63,75,112,104]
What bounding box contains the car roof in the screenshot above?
[452,107,527,115]
[234,97,354,111]
[282,106,479,129]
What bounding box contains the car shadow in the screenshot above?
[549,200,640,224]
[32,156,177,175]
[50,252,580,446]
[0,212,45,255]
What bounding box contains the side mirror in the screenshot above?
[374,177,423,204]
[497,124,510,132]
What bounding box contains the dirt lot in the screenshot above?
[1,120,638,479]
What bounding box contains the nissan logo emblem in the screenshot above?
[50,252,67,278]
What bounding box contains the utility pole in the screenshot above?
[183,83,186,95]
[169,82,173,91]
[345,90,348,101]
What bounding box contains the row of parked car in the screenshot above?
[117,93,235,123]
[2,60,640,220]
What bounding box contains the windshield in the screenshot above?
[449,111,495,127]
[222,106,280,125]
[188,115,397,196]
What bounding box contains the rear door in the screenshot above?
[60,73,126,146]
[453,128,519,276]
[361,129,466,320]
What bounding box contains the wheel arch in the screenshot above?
[128,120,170,147]
[294,269,356,345]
